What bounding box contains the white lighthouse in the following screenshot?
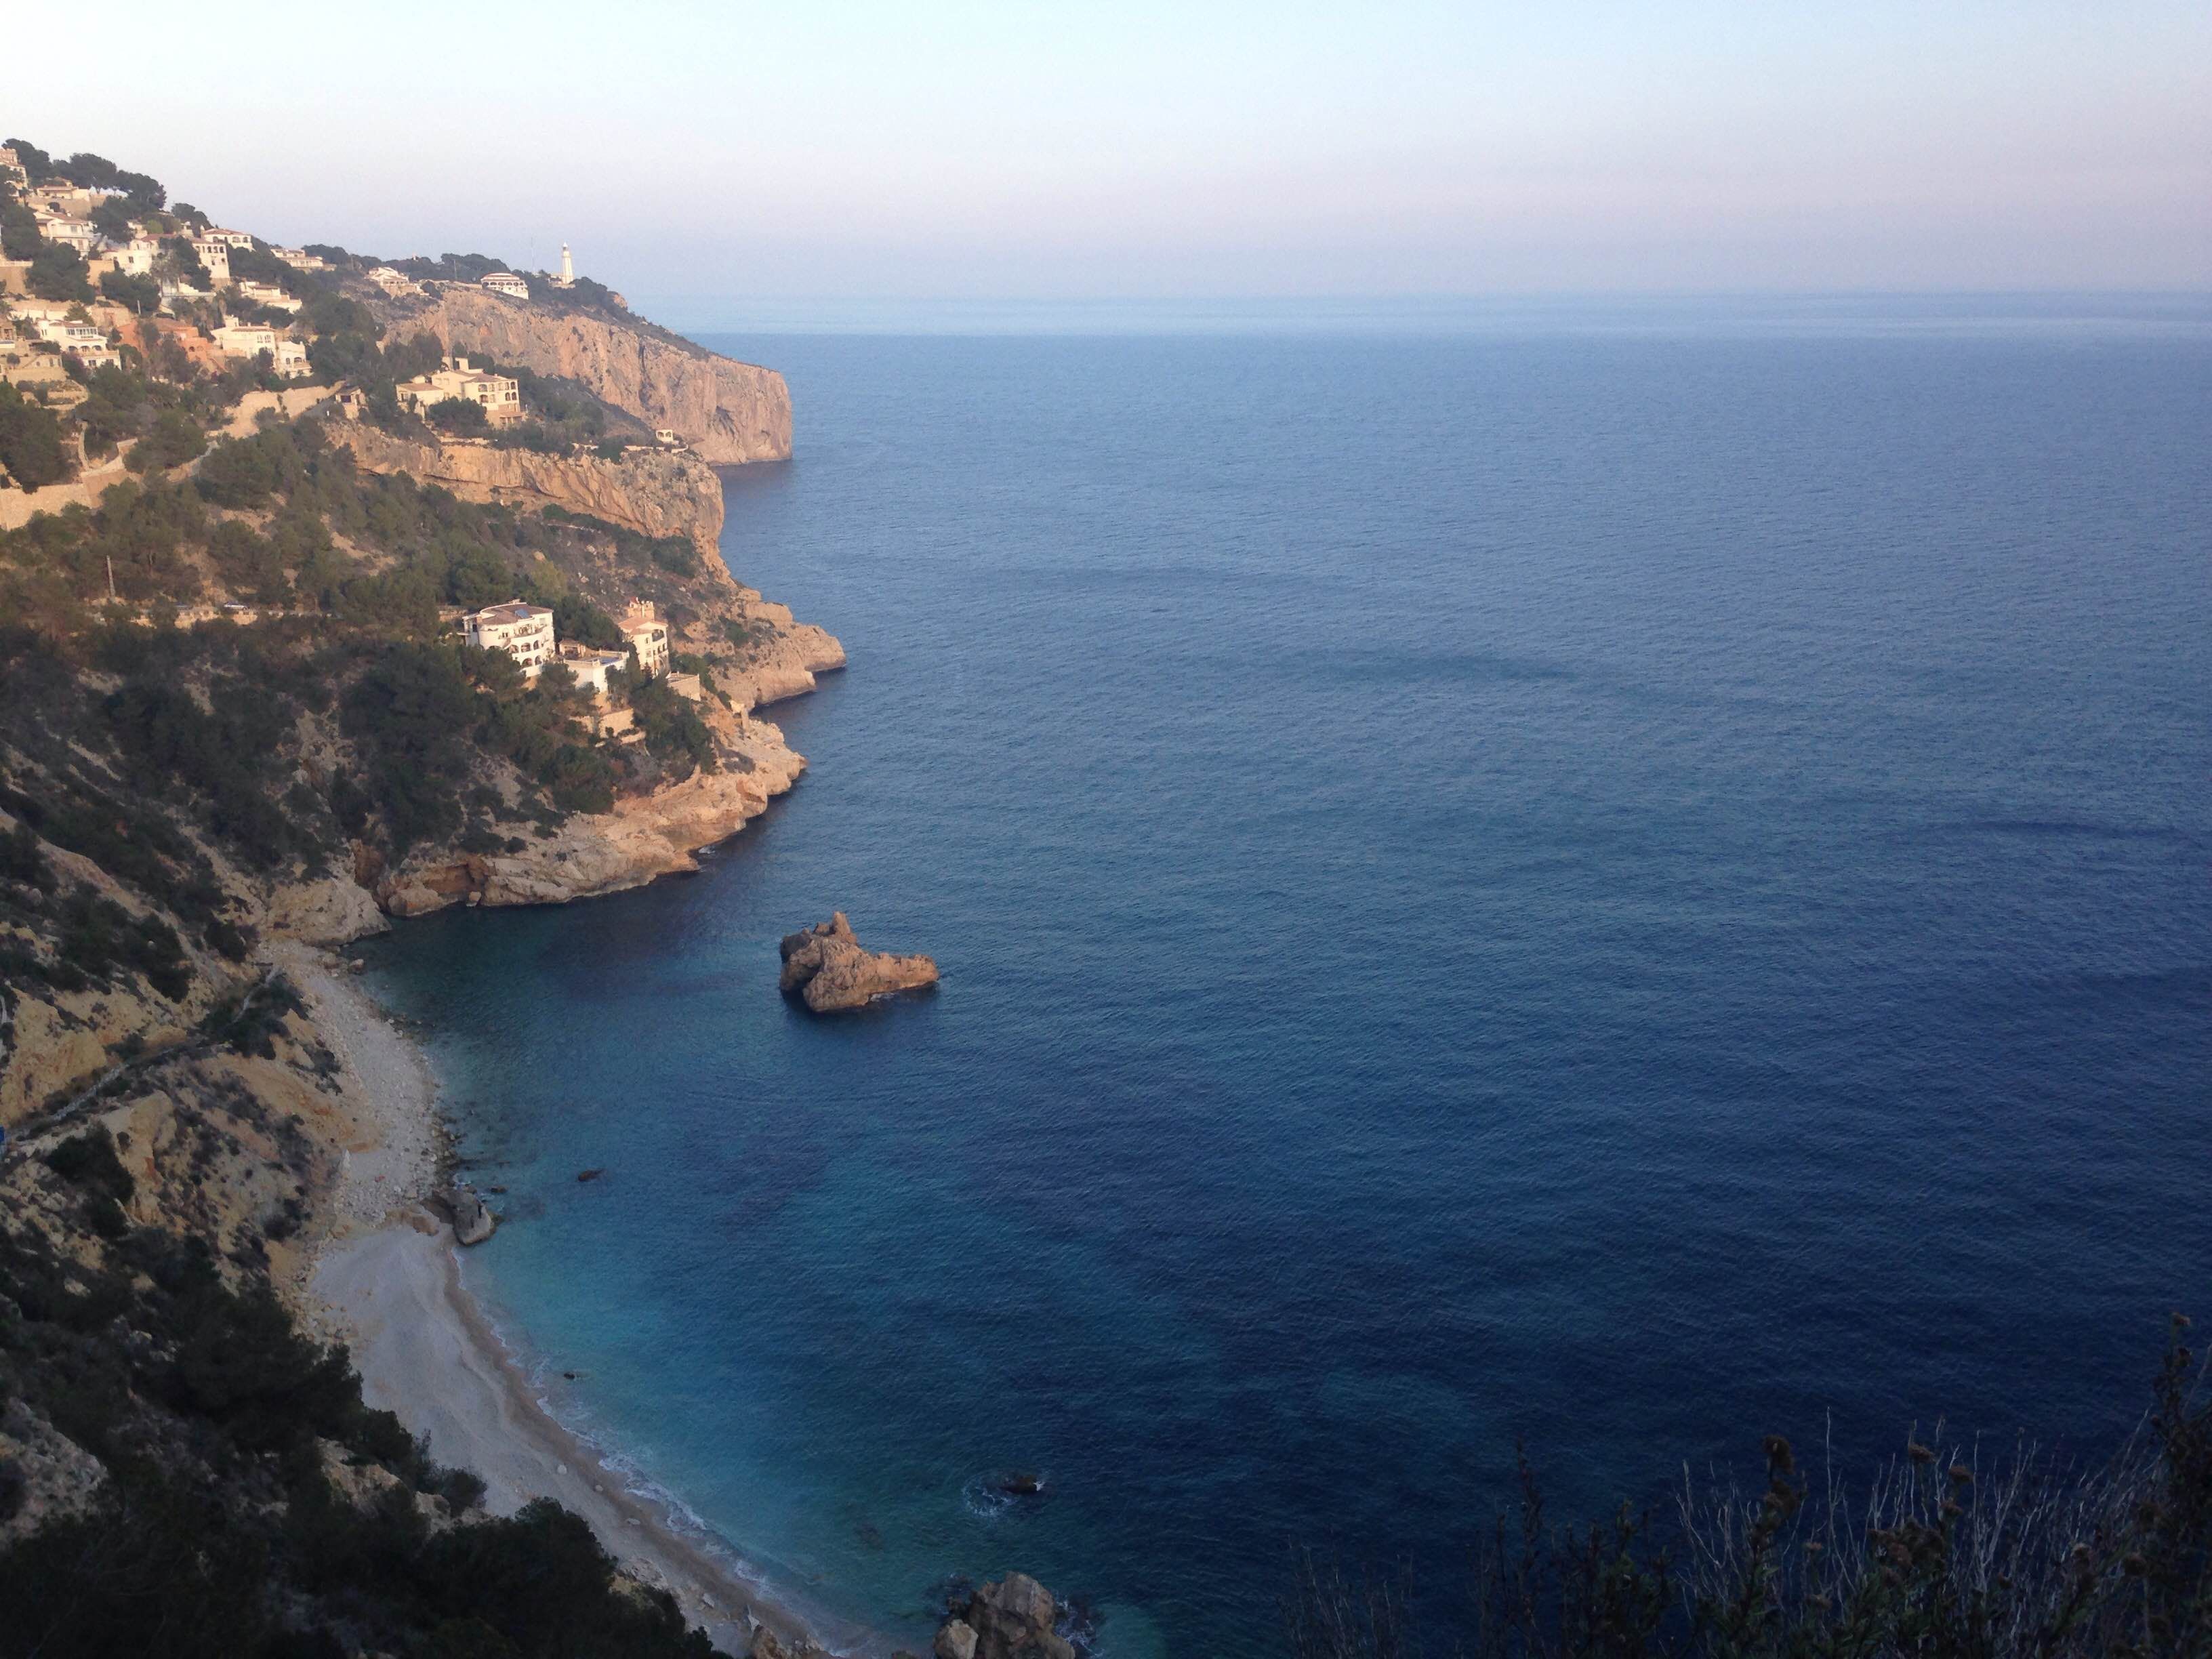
[554,243,575,288]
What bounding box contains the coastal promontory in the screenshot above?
[392,285,792,464]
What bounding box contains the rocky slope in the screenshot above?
[394,288,791,465]
[370,706,810,918]
[331,424,726,548]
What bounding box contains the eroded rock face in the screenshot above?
[778,914,939,1014]
[399,287,792,465]
[937,1574,1075,1659]
[329,424,724,548]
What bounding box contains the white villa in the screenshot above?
[480,271,529,300]
[189,237,232,282]
[619,600,671,678]
[33,317,107,354]
[366,266,422,297]
[393,356,522,425]
[37,218,100,254]
[212,319,279,359]
[274,247,329,271]
[236,280,301,312]
[203,228,256,249]
[554,641,631,697]
[446,596,690,739]
[110,238,163,276]
[272,339,310,378]
[459,601,555,671]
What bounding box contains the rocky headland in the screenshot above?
[779,913,941,1013]
[391,286,792,464]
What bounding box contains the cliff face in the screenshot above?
[401,289,791,466]
[371,711,811,919]
[330,425,724,548]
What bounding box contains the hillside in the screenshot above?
[0,138,846,1658]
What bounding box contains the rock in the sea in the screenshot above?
[778,912,939,1014]
[449,1188,495,1246]
[938,1574,1075,1659]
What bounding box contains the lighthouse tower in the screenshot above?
[555,243,575,287]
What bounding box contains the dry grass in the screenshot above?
[1290,1318,2210,1659]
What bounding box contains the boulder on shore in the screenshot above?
[778,913,938,1014]
[447,1189,495,1246]
[937,1574,1075,1659]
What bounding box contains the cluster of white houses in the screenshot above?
[447,597,698,740]
[366,244,577,305]
[0,149,321,384]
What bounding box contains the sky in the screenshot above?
[10,1,2209,309]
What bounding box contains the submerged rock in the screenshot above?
[777,913,939,1014]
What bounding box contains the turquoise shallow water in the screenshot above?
[365,302,2212,1657]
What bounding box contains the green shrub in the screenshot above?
[125,410,207,474]
[427,397,489,435]
[43,1128,135,1202]
[0,384,70,490]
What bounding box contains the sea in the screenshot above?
[362,295,2212,1658]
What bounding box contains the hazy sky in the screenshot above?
[13,1,2209,304]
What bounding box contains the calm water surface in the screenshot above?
[367,304,2212,1657]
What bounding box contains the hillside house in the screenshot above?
[110,238,163,276]
[26,184,98,216]
[554,642,631,698]
[619,600,671,678]
[480,271,529,300]
[366,266,422,297]
[204,228,256,249]
[33,318,106,354]
[212,319,280,360]
[272,339,310,378]
[274,247,328,271]
[393,356,522,425]
[37,218,99,254]
[236,280,301,312]
[189,238,232,282]
[461,601,554,672]
[0,148,24,185]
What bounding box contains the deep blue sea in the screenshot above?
[365,298,2212,1658]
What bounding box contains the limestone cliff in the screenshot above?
[395,289,791,465]
[371,707,809,919]
[329,425,724,548]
